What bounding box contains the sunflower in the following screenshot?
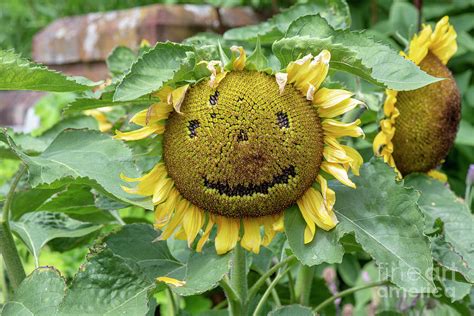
[116,46,364,254]
[373,17,461,180]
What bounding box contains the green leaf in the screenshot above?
[114,42,195,101]
[0,50,100,92]
[285,206,344,265]
[1,129,152,209]
[246,38,270,72]
[389,1,418,40]
[1,267,66,316]
[62,94,159,115]
[273,15,441,91]
[3,116,99,156]
[106,46,136,77]
[58,249,153,315]
[11,211,101,266]
[286,160,435,292]
[104,224,232,296]
[455,120,474,146]
[405,174,474,283]
[268,304,314,316]
[332,160,435,292]
[224,1,351,44]
[337,253,361,287]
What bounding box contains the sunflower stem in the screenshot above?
[313,280,390,313]
[252,266,291,316]
[0,165,26,290]
[229,244,248,315]
[294,264,314,306]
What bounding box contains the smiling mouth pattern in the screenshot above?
[203,165,296,197]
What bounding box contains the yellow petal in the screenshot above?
[130,103,172,126]
[182,205,204,247]
[157,276,186,287]
[231,46,247,71]
[287,50,331,97]
[300,187,337,231]
[322,119,364,138]
[317,175,335,211]
[196,215,214,252]
[84,110,112,132]
[297,195,316,244]
[154,188,180,229]
[313,88,353,108]
[214,216,240,255]
[323,145,351,164]
[241,219,261,254]
[407,24,432,65]
[121,163,167,196]
[318,98,363,118]
[427,169,448,182]
[321,161,356,188]
[383,89,398,117]
[152,177,174,204]
[160,198,189,240]
[261,215,277,247]
[114,125,164,141]
[341,145,363,176]
[152,86,174,101]
[429,16,457,64]
[169,84,190,114]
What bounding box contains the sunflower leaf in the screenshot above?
[104,224,232,296]
[1,268,66,316]
[11,212,101,267]
[286,159,436,293]
[273,15,442,91]
[224,1,351,44]
[58,249,153,315]
[405,174,474,284]
[0,49,100,92]
[113,42,195,102]
[0,128,152,209]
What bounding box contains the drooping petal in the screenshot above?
[322,119,364,138]
[407,24,433,65]
[182,205,204,246]
[130,103,173,126]
[341,145,363,176]
[152,177,174,204]
[275,72,288,94]
[154,188,180,229]
[157,276,186,287]
[121,163,167,196]
[321,161,356,188]
[427,169,448,182]
[313,88,353,108]
[429,16,457,64]
[160,198,189,240]
[115,125,165,141]
[84,109,112,132]
[169,84,190,114]
[214,216,240,255]
[287,50,331,97]
[231,46,247,71]
[318,98,363,118]
[196,215,214,252]
[241,218,262,254]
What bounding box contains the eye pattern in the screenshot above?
[209,90,219,105]
[188,120,200,138]
[276,111,290,128]
[210,113,217,118]
[237,129,248,142]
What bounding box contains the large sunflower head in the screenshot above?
[116,46,364,254]
[373,17,461,178]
